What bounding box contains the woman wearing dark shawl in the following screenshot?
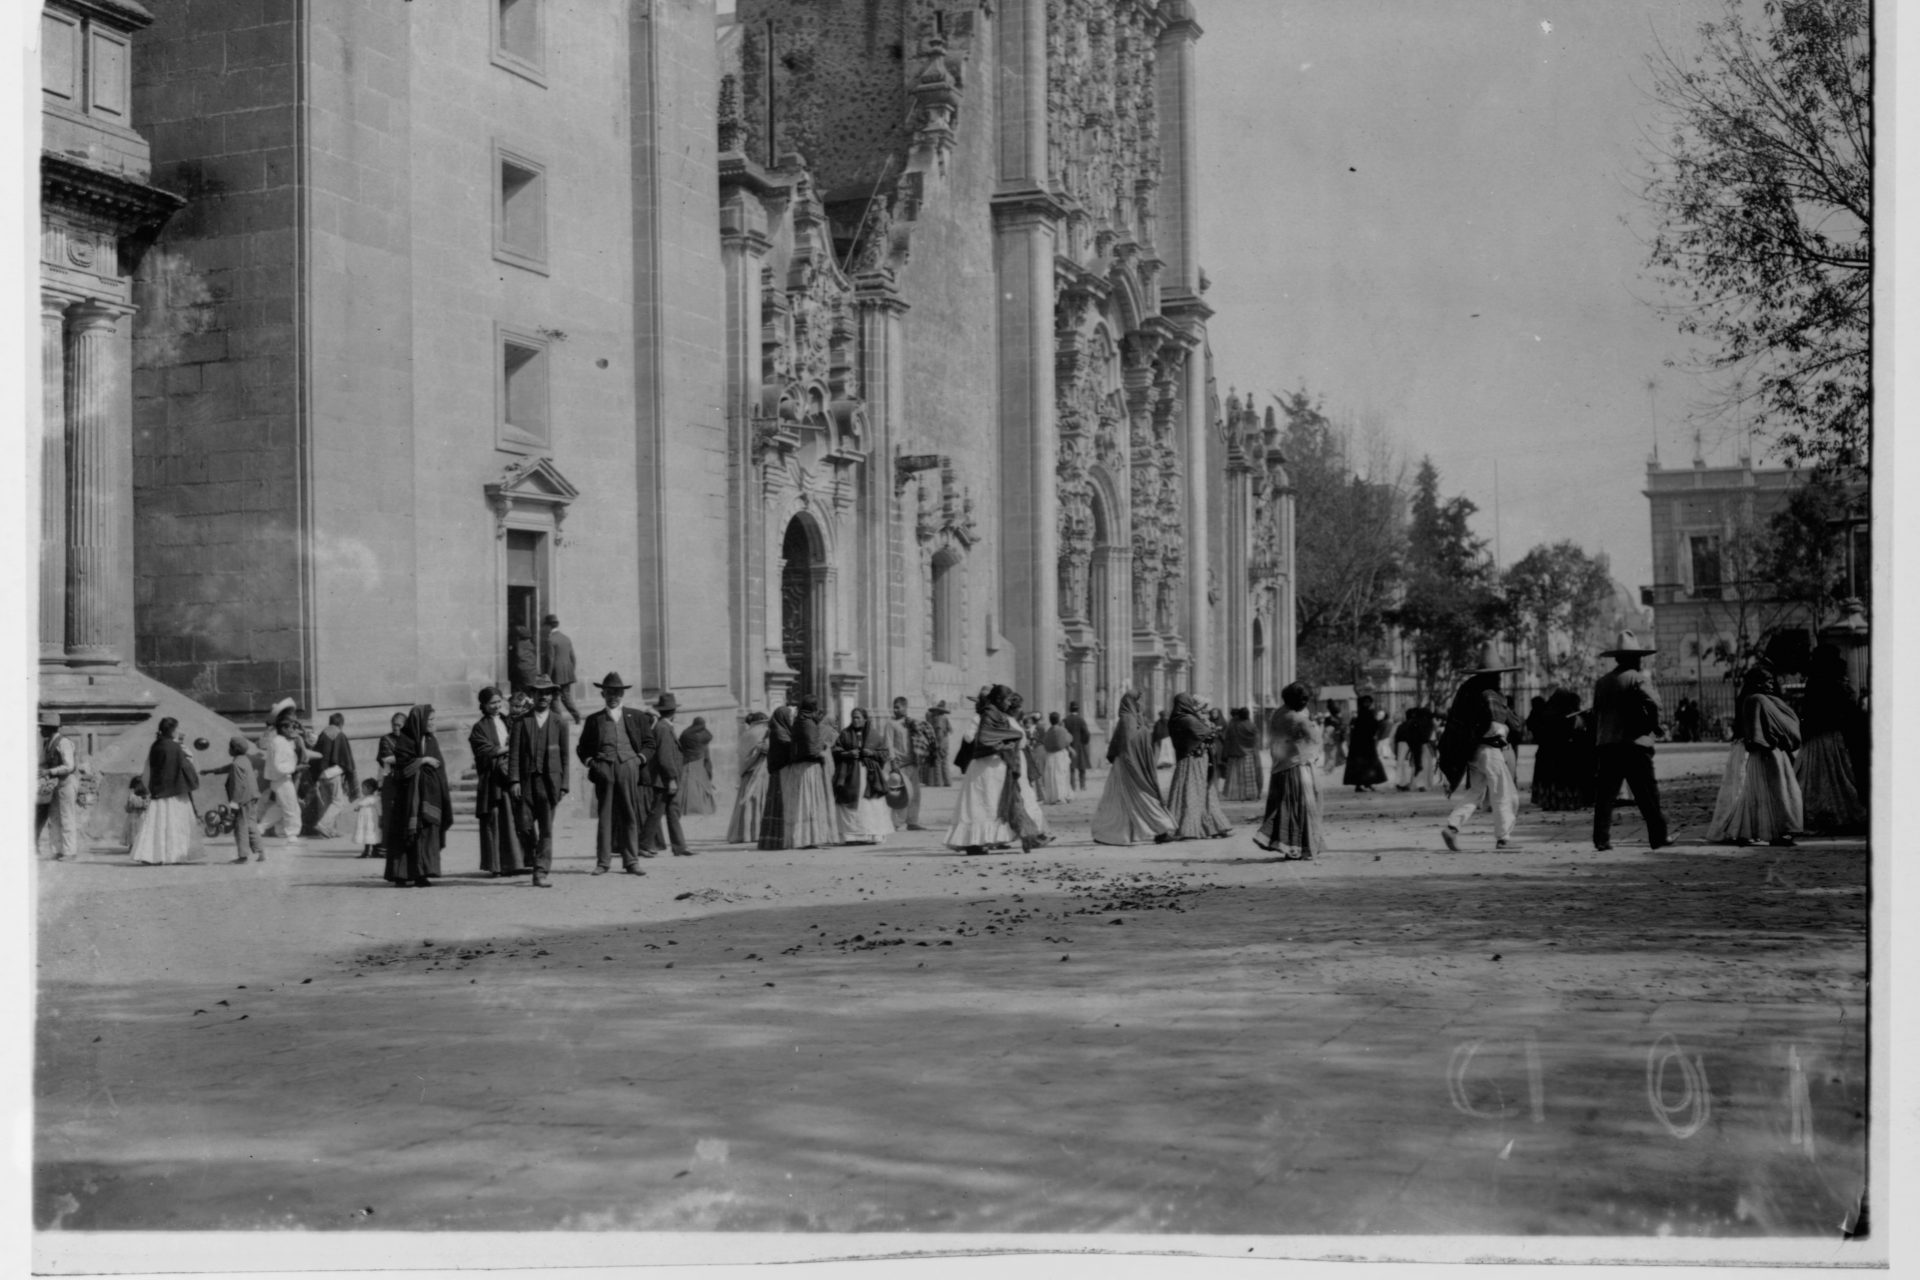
[129,717,202,865]
[1024,714,1056,804]
[468,687,526,877]
[944,686,1050,854]
[755,705,796,849]
[782,695,841,849]
[1221,707,1265,801]
[832,707,892,844]
[1164,693,1233,839]
[1392,705,1435,791]
[383,704,453,886]
[677,716,717,815]
[1041,712,1075,802]
[1091,689,1177,845]
[727,712,771,843]
[1342,695,1389,791]
[1796,644,1867,833]
[921,705,953,787]
[1707,664,1804,846]
[1255,683,1326,858]
[1529,688,1593,811]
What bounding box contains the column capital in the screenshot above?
[42,289,81,318]
[67,298,136,332]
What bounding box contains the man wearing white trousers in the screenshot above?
[257,699,318,841]
[1436,656,1526,851]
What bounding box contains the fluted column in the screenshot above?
[63,300,133,667]
[41,293,71,665]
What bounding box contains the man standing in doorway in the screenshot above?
[1063,701,1093,792]
[640,691,693,857]
[574,672,652,875]
[1591,631,1671,852]
[542,614,582,722]
[886,697,925,831]
[514,674,570,887]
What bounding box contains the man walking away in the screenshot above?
[640,691,693,856]
[542,614,582,721]
[514,675,570,887]
[1063,701,1093,791]
[1591,631,1671,851]
[574,672,652,875]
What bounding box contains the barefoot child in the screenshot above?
[351,777,383,858]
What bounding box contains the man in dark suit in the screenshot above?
[1063,701,1093,791]
[514,674,571,887]
[573,671,653,876]
[542,613,582,722]
[639,691,693,856]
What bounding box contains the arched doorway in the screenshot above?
[780,515,825,700]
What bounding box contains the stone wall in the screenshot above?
[131,2,304,717]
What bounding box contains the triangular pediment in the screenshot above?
[486,455,580,503]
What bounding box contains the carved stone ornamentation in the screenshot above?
[1045,0,1164,243]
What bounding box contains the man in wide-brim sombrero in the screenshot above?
[1590,631,1671,851]
[1436,646,1526,851]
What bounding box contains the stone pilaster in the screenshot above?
[63,300,134,668]
[41,293,71,665]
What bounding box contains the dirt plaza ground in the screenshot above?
[34,747,1868,1240]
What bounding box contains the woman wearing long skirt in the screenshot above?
[1221,707,1264,801]
[1797,643,1867,833]
[1165,693,1232,840]
[383,704,453,886]
[781,696,840,849]
[1530,689,1593,811]
[945,686,1049,854]
[677,716,717,816]
[1707,664,1804,846]
[832,707,892,844]
[1041,712,1075,801]
[1003,694,1052,837]
[1091,690,1176,845]
[726,712,770,843]
[756,706,794,849]
[129,718,202,865]
[1256,683,1325,859]
[1022,715,1055,804]
[469,688,526,877]
[1152,711,1176,774]
[1342,695,1389,792]
[1392,706,1435,791]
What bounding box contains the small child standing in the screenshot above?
[352,778,383,858]
[201,736,265,863]
[123,777,150,849]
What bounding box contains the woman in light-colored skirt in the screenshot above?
[832,707,892,845]
[725,713,770,843]
[1706,665,1804,846]
[946,687,1050,853]
[129,718,202,865]
[1042,712,1075,802]
[781,696,841,849]
[1164,694,1232,840]
[1255,684,1325,858]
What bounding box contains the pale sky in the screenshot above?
[1196,0,1737,590]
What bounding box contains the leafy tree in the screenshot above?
[1641,0,1871,472]
[1502,541,1617,687]
[1392,459,1507,698]
[1272,388,1405,689]
[1762,469,1867,624]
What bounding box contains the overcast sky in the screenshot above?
[1196,0,1739,590]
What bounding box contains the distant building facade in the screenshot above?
[38,0,1294,792]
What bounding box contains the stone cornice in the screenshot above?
[991,186,1070,227]
[54,0,154,33]
[1158,291,1214,327]
[718,152,790,199]
[41,154,184,232]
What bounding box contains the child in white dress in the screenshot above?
[351,778,383,858]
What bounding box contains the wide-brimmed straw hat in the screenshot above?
[1460,644,1522,676]
[1598,629,1658,658]
[592,671,632,692]
[268,697,299,722]
[38,709,60,728]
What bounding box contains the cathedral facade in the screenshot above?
[39,0,1295,789]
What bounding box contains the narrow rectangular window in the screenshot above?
[497,325,550,451]
[493,0,546,84]
[1690,535,1722,599]
[494,147,548,273]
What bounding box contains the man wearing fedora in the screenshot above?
[574,672,653,875]
[513,674,571,887]
[638,692,693,856]
[1591,630,1671,852]
[541,613,582,722]
[1437,650,1527,851]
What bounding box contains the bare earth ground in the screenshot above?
[34,748,1867,1238]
